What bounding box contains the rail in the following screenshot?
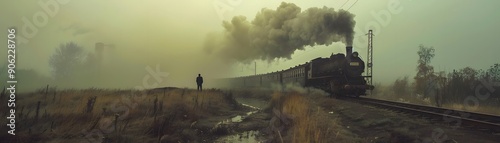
[347,97,500,133]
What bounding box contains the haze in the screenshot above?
[0,0,499,92]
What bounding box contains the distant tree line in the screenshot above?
[0,42,98,92]
[441,64,500,104]
[390,44,499,107]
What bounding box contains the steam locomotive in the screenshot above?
[223,46,374,97]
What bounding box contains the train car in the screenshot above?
[261,72,281,87]
[282,64,307,87]
[224,46,374,97]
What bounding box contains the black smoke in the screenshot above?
[204,2,356,63]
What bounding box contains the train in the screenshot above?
[221,46,374,97]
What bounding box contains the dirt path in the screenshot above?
[317,96,500,143]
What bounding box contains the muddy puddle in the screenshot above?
[212,101,264,143]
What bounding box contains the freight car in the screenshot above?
[223,46,374,97]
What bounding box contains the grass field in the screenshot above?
[0,87,242,143]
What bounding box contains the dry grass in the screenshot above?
[0,87,240,143]
[282,94,320,142]
[268,91,357,143]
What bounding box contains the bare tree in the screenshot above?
[414,44,435,96]
[49,42,85,82]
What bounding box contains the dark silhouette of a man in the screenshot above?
[196,74,203,91]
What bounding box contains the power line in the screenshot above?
[347,0,359,10]
[340,0,351,9]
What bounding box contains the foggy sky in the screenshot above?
[1,0,499,91]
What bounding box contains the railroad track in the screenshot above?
[346,97,500,133]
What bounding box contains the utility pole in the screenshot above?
[254,62,256,75]
[366,30,374,87]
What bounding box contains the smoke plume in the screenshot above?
[204,2,356,63]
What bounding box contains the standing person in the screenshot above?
[196,74,203,91]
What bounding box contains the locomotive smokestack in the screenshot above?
[346,46,353,58]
